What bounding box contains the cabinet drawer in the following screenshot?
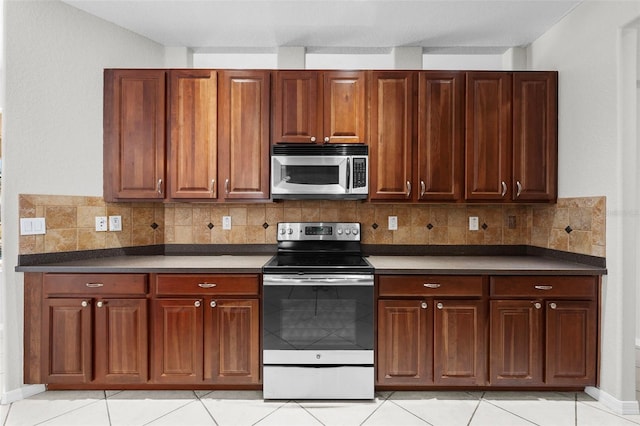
[490,276,598,299]
[378,275,483,297]
[155,274,259,296]
[44,273,147,296]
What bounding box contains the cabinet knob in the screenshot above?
[420,180,426,198]
[324,136,330,143]
[81,300,89,308]
[406,181,412,198]
[210,300,217,308]
[96,301,104,308]
[420,302,428,309]
[437,302,444,310]
[549,302,557,310]
[533,302,542,309]
[501,181,507,197]
[516,180,523,198]
[311,136,316,142]
[194,300,201,308]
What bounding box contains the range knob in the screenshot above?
[345,229,351,235]
[279,228,286,235]
[352,228,359,236]
[287,228,293,235]
[337,228,343,235]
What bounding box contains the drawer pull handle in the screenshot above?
[436,302,444,309]
[534,285,553,290]
[421,302,428,309]
[198,283,217,288]
[424,283,441,288]
[85,283,104,288]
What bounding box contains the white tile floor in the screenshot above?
[2,390,640,426]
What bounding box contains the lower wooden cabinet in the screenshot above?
[377,275,486,387]
[40,274,148,385]
[489,276,598,387]
[151,274,261,385]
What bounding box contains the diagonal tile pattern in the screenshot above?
[3,390,640,426]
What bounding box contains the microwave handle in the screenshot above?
[346,158,351,190]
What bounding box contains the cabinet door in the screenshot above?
[104,69,166,201]
[377,300,432,385]
[43,298,92,384]
[513,72,557,202]
[489,300,543,386]
[323,71,367,143]
[418,72,464,201]
[465,72,512,201]
[168,70,218,199]
[94,298,148,384]
[369,71,416,201]
[205,299,260,384]
[433,299,486,385]
[272,71,321,143]
[152,299,203,384]
[545,300,597,386]
[218,70,271,200]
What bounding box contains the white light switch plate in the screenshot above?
[388,216,398,231]
[20,217,46,235]
[95,216,108,232]
[109,215,122,231]
[469,216,479,231]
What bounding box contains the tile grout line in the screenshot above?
[359,391,394,426]
[195,391,220,426]
[466,391,484,426]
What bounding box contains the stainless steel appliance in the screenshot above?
[270,144,369,200]
[262,222,374,399]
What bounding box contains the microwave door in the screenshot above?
[271,156,348,195]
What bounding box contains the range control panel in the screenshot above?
[277,222,361,241]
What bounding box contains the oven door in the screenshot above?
[262,274,374,363]
[271,155,349,198]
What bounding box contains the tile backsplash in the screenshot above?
[18,194,606,258]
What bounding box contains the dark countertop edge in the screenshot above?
[15,244,606,275]
[16,266,264,274]
[374,269,605,276]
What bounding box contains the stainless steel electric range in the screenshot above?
[262,222,374,400]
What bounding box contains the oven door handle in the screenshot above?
[263,275,373,286]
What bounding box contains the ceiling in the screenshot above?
[62,0,582,54]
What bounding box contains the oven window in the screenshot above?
[281,165,339,185]
[263,285,374,351]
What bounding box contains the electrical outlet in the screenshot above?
[388,216,398,231]
[222,216,232,230]
[469,216,479,231]
[109,215,122,232]
[95,216,108,232]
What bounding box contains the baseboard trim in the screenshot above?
[585,386,640,415]
[1,384,46,405]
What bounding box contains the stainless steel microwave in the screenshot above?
[271,144,369,200]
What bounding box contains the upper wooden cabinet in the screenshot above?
[218,70,271,200]
[272,70,367,144]
[104,69,166,201]
[512,72,558,202]
[369,71,415,201]
[168,70,218,199]
[369,71,464,202]
[465,71,557,202]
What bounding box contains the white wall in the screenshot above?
[1,0,165,402]
[529,0,640,412]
